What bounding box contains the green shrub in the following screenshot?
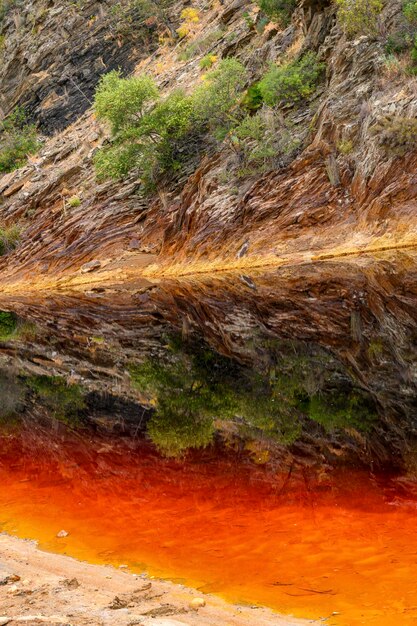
[0,224,20,255]
[231,108,299,174]
[372,116,417,156]
[94,71,159,135]
[385,31,414,55]
[67,195,81,207]
[193,58,247,137]
[94,71,197,188]
[404,0,417,24]
[94,61,248,187]
[335,0,383,37]
[199,53,217,69]
[256,0,296,25]
[0,0,17,21]
[27,375,86,425]
[0,107,39,174]
[242,83,264,111]
[258,53,324,107]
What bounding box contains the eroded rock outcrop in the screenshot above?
[0,0,415,283]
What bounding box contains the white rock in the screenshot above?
[189,597,206,609]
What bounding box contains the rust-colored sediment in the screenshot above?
[1,431,417,626]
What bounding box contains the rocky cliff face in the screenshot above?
[0,0,415,284]
[0,0,162,132]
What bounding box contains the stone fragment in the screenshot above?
[109,595,128,609]
[189,597,206,610]
[128,238,140,250]
[80,260,101,274]
[62,577,79,590]
[0,573,20,585]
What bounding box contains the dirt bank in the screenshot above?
[0,534,319,626]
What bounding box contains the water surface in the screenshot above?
[1,253,417,625]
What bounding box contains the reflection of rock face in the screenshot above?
[0,252,416,470]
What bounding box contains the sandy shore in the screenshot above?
[0,534,319,626]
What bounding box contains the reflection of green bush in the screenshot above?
[130,342,303,456]
[0,311,18,339]
[0,373,25,430]
[27,375,85,425]
[307,391,376,432]
[130,353,236,457]
[131,338,378,457]
[147,396,215,458]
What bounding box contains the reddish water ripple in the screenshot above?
[0,431,417,625]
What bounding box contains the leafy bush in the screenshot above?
[0,0,17,21]
[335,0,383,37]
[258,53,324,107]
[372,116,417,156]
[404,1,417,24]
[27,375,86,425]
[0,107,39,174]
[94,71,159,135]
[199,53,217,69]
[67,195,81,207]
[256,0,296,25]
[231,108,299,175]
[242,83,264,111]
[94,70,196,187]
[0,224,20,255]
[94,60,248,187]
[385,31,414,55]
[193,58,247,137]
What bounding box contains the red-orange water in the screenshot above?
[1,431,417,625]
